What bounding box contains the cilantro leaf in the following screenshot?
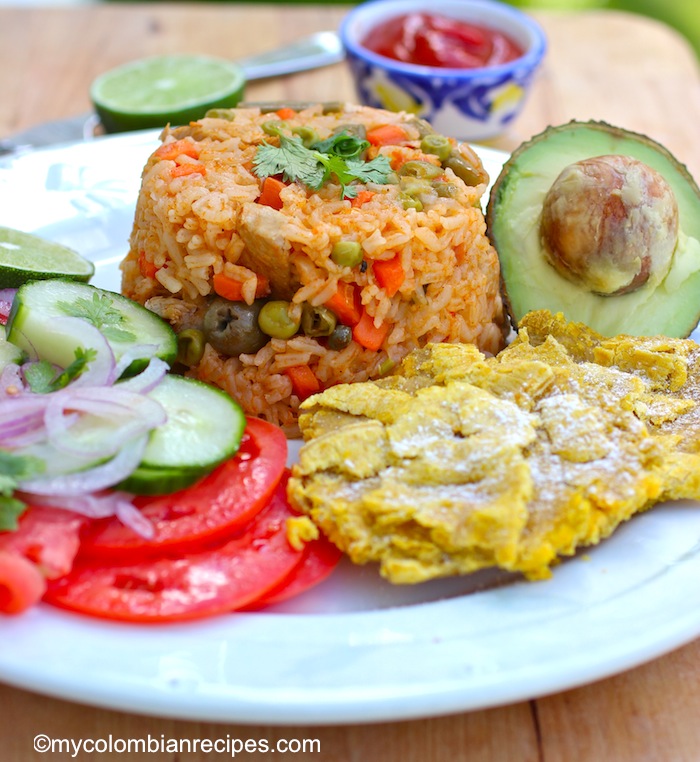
[0,495,28,532]
[0,450,45,490]
[23,361,57,394]
[254,134,391,199]
[0,450,45,530]
[56,292,136,343]
[254,136,325,189]
[24,347,97,394]
[311,131,369,160]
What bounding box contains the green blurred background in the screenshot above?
[508,0,699,59]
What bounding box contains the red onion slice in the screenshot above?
[115,356,169,394]
[0,363,28,396]
[20,490,154,539]
[17,434,148,496]
[44,387,166,459]
[0,288,16,324]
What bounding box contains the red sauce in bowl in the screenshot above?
[361,12,525,69]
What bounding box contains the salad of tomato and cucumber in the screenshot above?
[0,276,340,622]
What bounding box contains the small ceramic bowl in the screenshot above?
[340,0,547,141]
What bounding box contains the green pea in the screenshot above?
[176,328,206,366]
[262,120,288,137]
[257,300,301,339]
[328,324,353,350]
[301,304,337,337]
[420,134,452,162]
[444,153,482,186]
[331,240,363,268]
[398,161,443,180]
[292,125,320,147]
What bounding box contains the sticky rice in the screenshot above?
[121,103,506,434]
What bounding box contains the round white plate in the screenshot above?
[0,131,699,725]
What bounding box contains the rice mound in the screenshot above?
[121,103,506,434]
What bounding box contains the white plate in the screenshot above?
[1,131,700,725]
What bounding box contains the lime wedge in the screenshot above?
[0,227,94,288]
[91,55,247,133]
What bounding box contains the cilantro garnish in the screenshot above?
[311,131,369,159]
[0,450,45,531]
[24,347,97,394]
[254,132,391,199]
[56,292,136,342]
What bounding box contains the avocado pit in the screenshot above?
[540,154,679,295]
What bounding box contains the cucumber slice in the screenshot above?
[0,336,24,372]
[6,280,177,372]
[118,464,206,496]
[119,375,246,495]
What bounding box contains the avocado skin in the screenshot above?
[486,120,700,338]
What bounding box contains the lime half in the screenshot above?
[91,55,247,133]
[0,227,94,288]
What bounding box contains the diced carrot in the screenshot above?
[366,124,409,147]
[351,190,375,208]
[138,250,158,279]
[275,107,297,120]
[213,272,270,301]
[170,162,206,178]
[372,254,405,297]
[154,138,200,161]
[352,308,390,351]
[324,282,362,326]
[285,365,321,401]
[258,176,287,210]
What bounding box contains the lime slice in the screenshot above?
[0,227,94,288]
[91,55,247,133]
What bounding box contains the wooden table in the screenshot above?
[2,4,700,760]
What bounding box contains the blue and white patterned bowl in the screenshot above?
[340,0,547,141]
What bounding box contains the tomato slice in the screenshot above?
[0,506,87,579]
[0,551,47,614]
[79,417,287,560]
[254,532,342,608]
[44,477,305,623]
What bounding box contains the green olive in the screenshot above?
[292,125,320,147]
[204,108,236,121]
[420,134,452,162]
[176,328,206,366]
[328,324,353,350]
[258,300,301,339]
[262,120,289,137]
[433,181,459,198]
[203,298,268,356]
[331,240,363,268]
[407,116,435,138]
[398,161,443,180]
[240,101,344,114]
[301,304,337,337]
[378,357,396,376]
[399,177,433,197]
[399,193,423,212]
[444,153,482,186]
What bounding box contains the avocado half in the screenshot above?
[486,121,700,337]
